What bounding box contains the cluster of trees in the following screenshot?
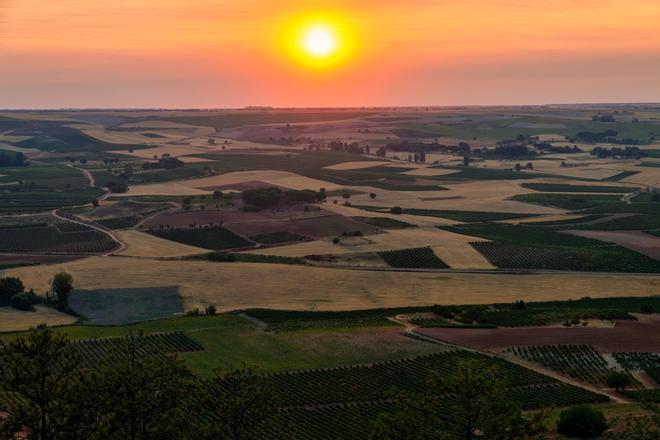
[105,181,129,193]
[0,329,286,440]
[592,114,617,122]
[327,141,365,154]
[241,187,326,210]
[2,327,659,439]
[0,273,74,313]
[591,146,646,159]
[573,129,641,145]
[0,150,29,167]
[385,140,470,155]
[142,156,185,170]
[474,144,536,159]
[535,143,582,154]
[406,151,427,163]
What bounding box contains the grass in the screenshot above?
[603,171,639,181]
[437,167,558,181]
[70,287,184,325]
[0,164,89,189]
[444,224,602,247]
[148,226,253,250]
[0,188,104,213]
[0,314,442,376]
[446,223,660,273]
[511,193,622,210]
[568,214,660,231]
[249,231,308,244]
[359,206,535,222]
[521,183,635,193]
[352,217,417,229]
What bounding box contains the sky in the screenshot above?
[1,0,660,108]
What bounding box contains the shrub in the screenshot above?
[390,206,403,215]
[332,237,340,244]
[207,252,237,262]
[0,277,24,305]
[606,371,632,391]
[557,406,608,438]
[10,292,36,311]
[205,305,217,316]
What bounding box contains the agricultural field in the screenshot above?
[0,222,118,254]
[148,226,253,250]
[5,107,660,436]
[5,257,660,313]
[508,345,615,385]
[378,246,449,269]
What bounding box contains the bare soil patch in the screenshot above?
[417,314,660,352]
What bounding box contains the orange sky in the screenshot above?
[1,0,659,108]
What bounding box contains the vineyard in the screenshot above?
[0,223,117,254]
[353,217,416,229]
[149,226,253,250]
[71,332,204,367]
[244,306,434,331]
[612,352,660,384]
[470,241,660,273]
[95,216,140,230]
[266,351,608,409]
[476,308,633,327]
[520,183,634,193]
[248,231,308,245]
[378,247,449,269]
[0,188,104,213]
[508,345,617,385]
[410,318,496,329]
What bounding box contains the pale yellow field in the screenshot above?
[117,120,216,137]
[430,245,496,270]
[121,170,342,196]
[0,306,77,332]
[324,161,392,170]
[114,230,209,257]
[113,145,217,160]
[348,179,562,214]
[70,125,174,145]
[4,258,660,312]
[251,227,495,269]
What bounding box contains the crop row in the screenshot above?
[378,247,449,269]
[266,350,606,408]
[71,332,204,367]
[508,345,614,385]
[149,226,253,250]
[95,216,140,230]
[54,221,93,233]
[0,224,117,254]
[472,242,592,271]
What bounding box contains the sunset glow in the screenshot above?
[1,1,660,107]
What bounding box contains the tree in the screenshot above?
[198,366,288,440]
[52,272,74,311]
[556,406,607,439]
[514,163,522,172]
[606,371,632,391]
[390,206,403,215]
[369,193,377,199]
[92,332,199,440]
[463,155,470,168]
[0,276,24,305]
[371,361,545,440]
[0,329,100,440]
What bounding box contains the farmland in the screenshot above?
[0,222,117,254]
[4,106,660,437]
[148,226,253,250]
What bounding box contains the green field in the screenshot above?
[378,247,449,269]
[511,193,622,210]
[148,226,253,250]
[521,183,635,193]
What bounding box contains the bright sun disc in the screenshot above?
[303,27,336,57]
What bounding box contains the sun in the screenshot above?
[281,14,355,69]
[302,26,337,58]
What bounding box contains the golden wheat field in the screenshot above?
[4,257,660,313]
